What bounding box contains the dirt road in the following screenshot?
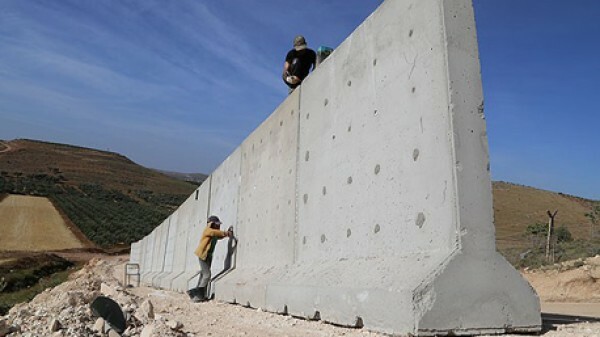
[0,195,85,251]
[0,141,10,153]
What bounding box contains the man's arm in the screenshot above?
[206,228,230,239]
[282,61,290,79]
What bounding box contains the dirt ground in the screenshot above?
[2,256,600,337]
[523,257,600,303]
[0,195,86,251]
[113,258,600,337]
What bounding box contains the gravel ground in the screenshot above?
[2,256,600,337]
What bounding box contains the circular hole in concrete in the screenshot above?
[347,125,352,132]
[347,80,352,87]
[416,212,426,228]
[305,151,310,162]
[413,149,420,161]
[373,110,378,116]
[409,29,414,37]
[332,135,336,140]
[321,234,326,243]
[374,224,381,234]
[347,229,352,238]
[347,176,353,184]
[324,98,329,106]
[412,87,416,93]
[306,113,310,120]
[373,59,377,66]
[322,186,327,195]
[374,164,381,175]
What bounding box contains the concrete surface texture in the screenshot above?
[130,0,541,334]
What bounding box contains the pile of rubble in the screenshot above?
[524,255,600,279]
[0,259,187,337]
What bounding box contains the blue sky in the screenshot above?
[0,1,598,200]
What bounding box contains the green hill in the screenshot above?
[0,139,200,247]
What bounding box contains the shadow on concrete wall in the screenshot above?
[209,236,238,297]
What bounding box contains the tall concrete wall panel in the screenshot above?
[215,91,300,308]
[132,0,540,334]
[205,149,242,291]
[155,213,177,288]
[129,242,141,265]
[140,230,156,285]
[171,180,211,292]
[147,220,170,286]
[159,193,195,289]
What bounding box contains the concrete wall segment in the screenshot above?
[155,214,178,288]
[205,148,242,291]
[236,91,299,267]
[129,241,141,264]
[161,193,195,289]
[140,229,156,285]
[171,178,211,292]
[148,220,170,287]
[133,0,540,334]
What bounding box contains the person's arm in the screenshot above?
[282,61,290,80]
[206,228,229,239]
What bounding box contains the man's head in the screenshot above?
[207,215,221,229]
[293,35,307,51]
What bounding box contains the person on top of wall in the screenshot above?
[187,215,233,302]
[282,35,316,93]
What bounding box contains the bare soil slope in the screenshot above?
[524,256,600,303]
[493,181,596,251]
[0,195,86,251]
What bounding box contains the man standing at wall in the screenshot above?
[282,35,316,93]
[187,215,233,302]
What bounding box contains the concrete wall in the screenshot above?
[171,180,211,292]
[130,0,541,334]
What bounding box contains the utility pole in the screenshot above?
[546,210,558,263]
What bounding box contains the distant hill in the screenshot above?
[0,139,199,246]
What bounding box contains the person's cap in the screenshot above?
[207,215,221,225]
[294,35,307,50]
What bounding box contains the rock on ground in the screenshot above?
[1,256,600,337]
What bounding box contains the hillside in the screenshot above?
[154,169,208,184]
[0,139,199,246]
[493,181,599,265]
